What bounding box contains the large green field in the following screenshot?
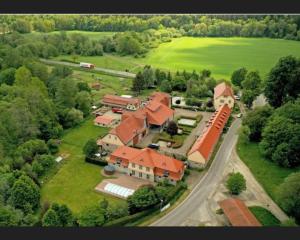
[55,37,300,79]
[41,118,123,214]
[143,37,300,79]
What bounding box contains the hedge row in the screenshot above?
[85,156,107,166]
[104,182,187,226]
[104,205,160,226]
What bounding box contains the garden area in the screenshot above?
[152,114,202,149]
[41,118,122,214]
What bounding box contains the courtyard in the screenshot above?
[137,108,213,158]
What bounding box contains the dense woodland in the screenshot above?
[1,15,300,40]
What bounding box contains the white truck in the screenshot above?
[79,62,95,69]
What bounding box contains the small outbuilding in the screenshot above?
[218,198,261,227]
[94,115,116,127]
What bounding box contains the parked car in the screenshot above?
[112,107,123,114]
[234,95,241,100]
[237,113,243,118]
[148,143,160,150]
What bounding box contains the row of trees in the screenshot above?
[1,15,300,41]
[132,65,220,108]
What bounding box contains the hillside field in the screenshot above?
[54,36,300,80]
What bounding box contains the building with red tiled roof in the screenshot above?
[149,92,171,107]
[218,198,262,227]
[99,112,148,151]
[98,91,174,151]
[109,146,185,184]
[94,115,116,127]
[187,104,231,168]
[142,100,174,131]
[102,94,141,111]
[214,82,234,110]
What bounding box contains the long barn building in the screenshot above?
[187,104,231,168]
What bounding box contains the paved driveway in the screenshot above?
[151,119,241,226]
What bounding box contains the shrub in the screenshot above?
[226,172,246,195]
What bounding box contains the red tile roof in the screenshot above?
[149,92,171,107]
[103,92,173,145]
[214,82,234,99]
[142,100,174,126]
[109,146,185,181]
[219,198,262,227]
[110,113,146,144]
[103,94,140,107]
[94,115,114,125]
[188,104,231,161]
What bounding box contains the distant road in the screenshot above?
[40,59,136,79]
[151,119,241,226]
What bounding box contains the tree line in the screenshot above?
[1,15,300,41]
[239,55,300,224]
[0,34,96,225]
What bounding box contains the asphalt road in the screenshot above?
[40,59,136,79]
[151,118,241,226]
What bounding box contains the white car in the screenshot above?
[234,95,241,100]
[237,113,243,118]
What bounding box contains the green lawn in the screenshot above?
[236,136,300,201]
[41,118,122,214]
[249,206,281,226]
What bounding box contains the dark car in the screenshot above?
[100,151,108,157]
[148,143,160,150]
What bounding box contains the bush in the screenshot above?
[85,156,107,166]
[104,205,160,226]
[226,172,246,195]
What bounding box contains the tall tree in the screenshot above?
[10,175,40,213]
[231,67,247,87]
[132,71,144,94]
[264,56,300,108]
[55,78,78,109]
[242,105,273,141]
[277,172,300,223]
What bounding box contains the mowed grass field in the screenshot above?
[41,118,123,214]
[54,37,300,79]
[144,37,300,79]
